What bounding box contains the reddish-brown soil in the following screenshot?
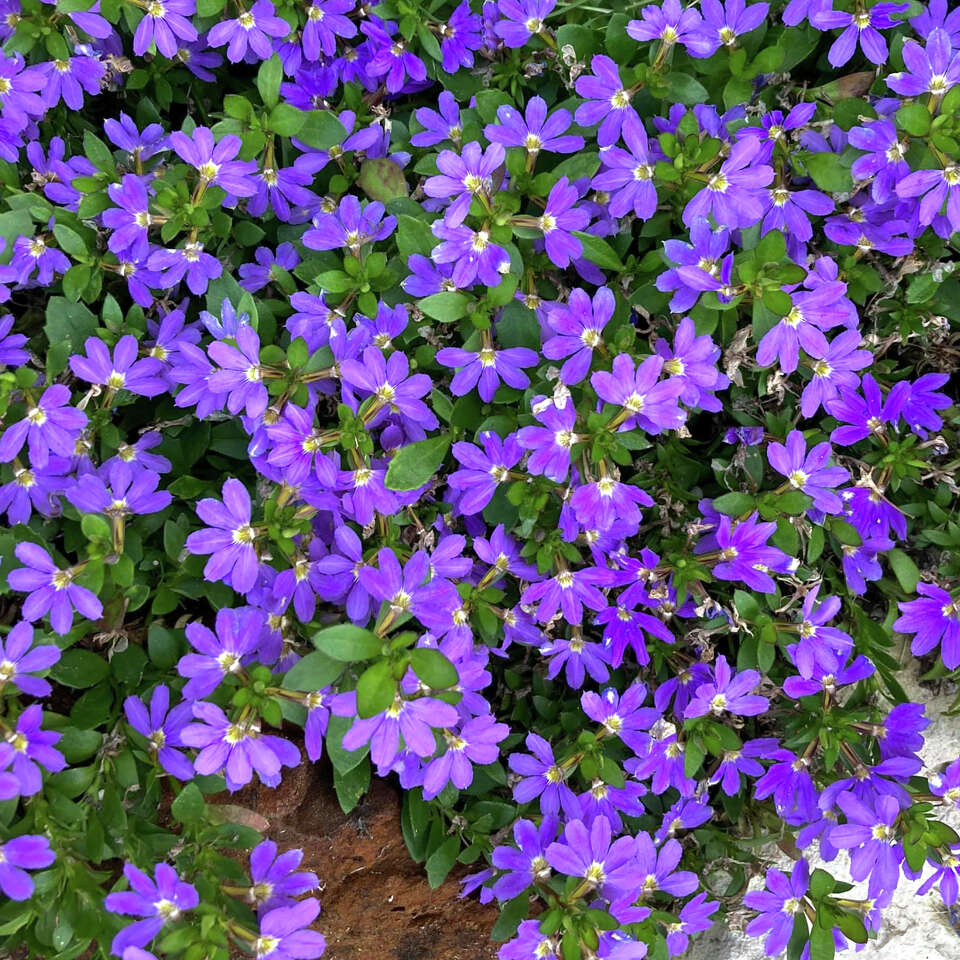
[230,761,500,960]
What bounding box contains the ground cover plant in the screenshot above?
[0,0,959,957]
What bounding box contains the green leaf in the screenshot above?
[256,54,282,109]
[887,548,920,593]
[268,103,306,137]
[356,660,396,718]
[418,292,468,322]
[171,782,205,824]
[572,232,623,271]
[282,650,345,691]
[833,908,868,945]
[397,214,436,260]
[803,151,853,194]
[82,131,116,175]
[683,739,705,779]
[895,102,931,137]
[829,517,862,547]
[665,72,709,106]
[45,297,99,363]
[778,490,813,515]
[312,624,382,661]
[81,513,111,543]
[385,435,452,491]
[712,492,755,516]
[409,648,458,689]
[296,110,348,151]
[357,158,409,202]
[51,650,109,689]
[147,624,181,670]
[425,836,460,888]
[809,868,835,899]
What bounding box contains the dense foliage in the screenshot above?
[0,0,959,958]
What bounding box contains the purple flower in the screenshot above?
[254,898,326,960]
[918,845,960,905]
[440,1,483,72]
[436,342,538,402]
[105,862,199,955]
[767,430,848,514]
[360,19,427,93]
[898,163,960,235]
[521,566,610,626]
[508,733,580,817]
[656,218,732,313]
[10,230,70,286]
[182,702,300,790]
[134,0,197,57]
[632,832,697,900]
[0,703,65,795]
[537,177,589,268]
[124,685,195,780]
[185,478,262,594]
[0,621,59,697]
[70,335,167,398]
[698,512,791,593]
[570,474,653,533]
[246,840,320,915]
[743,859,809,956]
[627,0,703,50]
[178,606,265,697]
[208,325,269,418]
[169,125,258,196]
[38,56,105,111]
[430,220,510,287]
[425,141,504,227]
[0,384,87,469]
[516,396,581,482]
[592,114,657,220]
[591,354,686,435]
[411,91,462,148]
[494,0,556,48]
[545,816,637,899]
[491,816,559,900]
[849,119,910,204]
[339,346,437,431]
[207,0,290,62]
[422,714,509,799]
[239,243,300,292]
[7,542,103,635]
[811,2,909,67]
[888,28,960,98]
[801,329,872,418]
[304,195,396,252]
[302,0,356,59]
[683,137,773,229]
[359,548,457,626]
[103,175,156,262]
[826,373,908,446]
[665,893,720,955]
[543,286,613,385]
[574,55,637,147]
[0,314,26,367]
[0,835,54,900]
[486,97,583,166]
[901,372,951,438]
[687,0,769,57]
[828,791,903,896]
[685,655,768,718]
[449,431,523,514]
[342,694,458,772]
[248,164,317,221]
[653,316,728,412]
[894,582,960,670]
[67,462,171,519]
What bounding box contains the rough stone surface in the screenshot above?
[231,761,499,960]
